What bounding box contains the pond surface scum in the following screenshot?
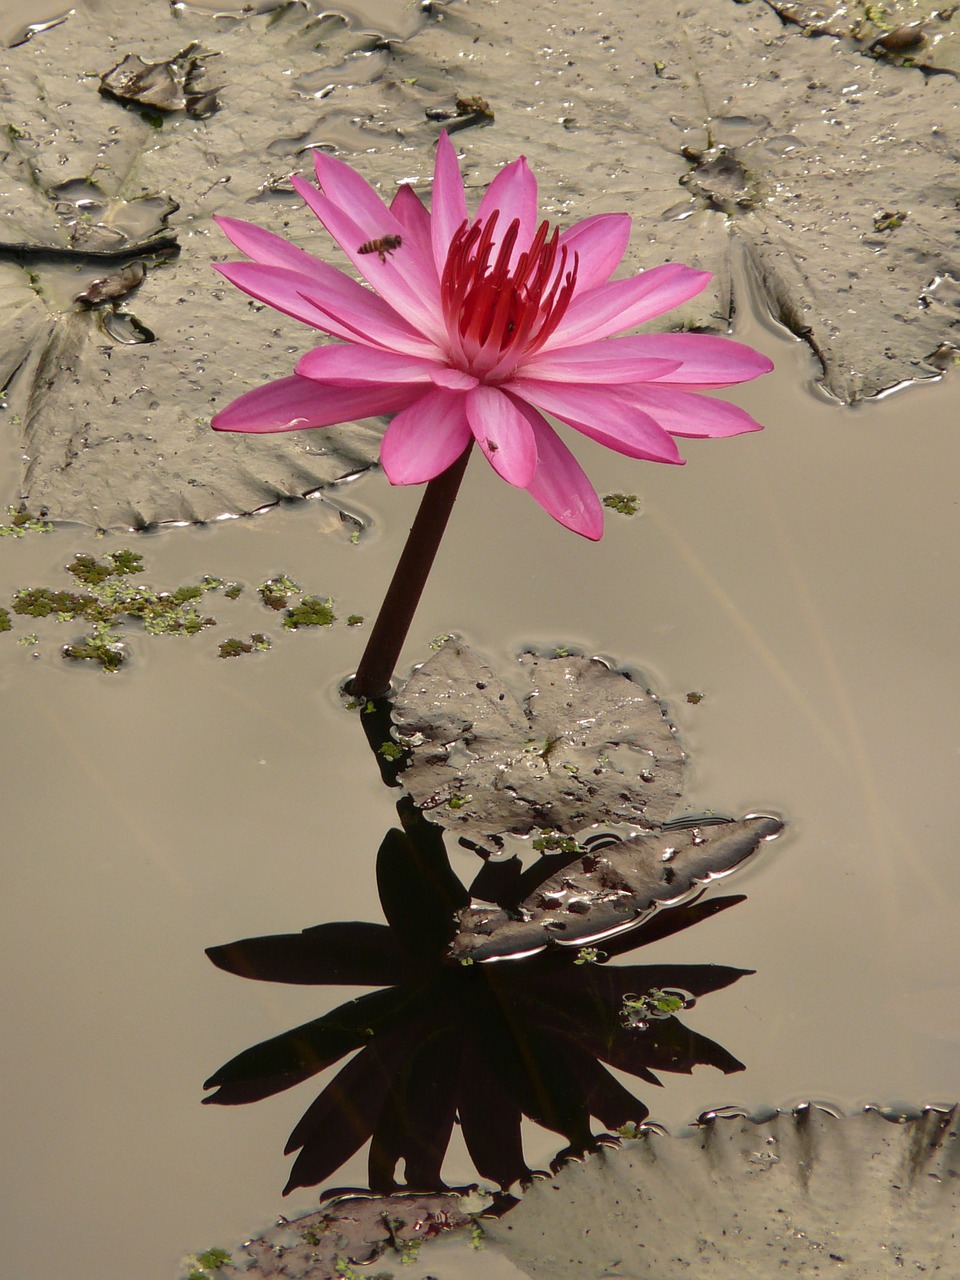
[2,0,960,1277]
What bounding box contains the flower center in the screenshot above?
[439,212,579,379]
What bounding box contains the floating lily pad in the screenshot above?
[400,0,960,400]
[212,1190,478,1279]
[449,815,783,961]
[0,0,429,526]
[484,1104,960,1279]
[391,645,685,843]
[764,0,960,76]
[5,0,954,528]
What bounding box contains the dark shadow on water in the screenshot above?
[204,794,753,1197]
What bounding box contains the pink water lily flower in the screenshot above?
[212,134,772,539]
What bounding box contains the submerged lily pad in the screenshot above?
[449,815,783,961]
[391,645,685,843]
[484,1104,960,1279]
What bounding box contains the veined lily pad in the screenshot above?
[484,1104,960,1279]
[391,645,685,843]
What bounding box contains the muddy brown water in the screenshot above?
[3,5,960,1280]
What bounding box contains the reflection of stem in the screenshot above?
[352,444,472,699]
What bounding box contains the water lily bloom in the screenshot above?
[212,134,772,539]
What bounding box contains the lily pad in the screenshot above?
[764,1,960,76]
[449,815,784,961]
[0,0,432,526]
[212,1190,478,1279]
[398,0,960,400]
[391,645,685,843]
[484,1104,960,1279]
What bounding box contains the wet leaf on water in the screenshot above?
[391,644,684,843]
[3,0,959,528]
[401,0,960,400]
[211,1191,478,1279]
[764,0,960,75]
[449,815,782,961]
[99,44,221,118]
[483,1105,960,1279]
[1,0,430,526]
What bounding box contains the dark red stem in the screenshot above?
[351,445,472,699]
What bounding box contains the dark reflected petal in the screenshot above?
[283,1032,413,1194]
[203,986,415,1103]
[603,894,747,955]
[563,1047,650,1131]
[206,922,412,986]
[481,1018,595,1151]
[458,1041,530,1189]
[368,1023,462,1192]
[468,854,524,905]
[551,961,753,1006]
[376,821,469,955]
[602,1017,746,1079]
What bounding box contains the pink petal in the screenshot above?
[465,384,538,487]
[521,332,772,387]
[613,333,775,387]
[380,386,472,484]
[390,184,434,266]
[430,131,469,273]
[430,367,479,391]
[506,395,603,540]
[296,343,440,385]
[541,264,712,351]
[313,151,406,241]
[511,379,684,464]
[296,284,442,360]
[292,175,443,342]
[474,155,539,266]
[215,215,330,276]
[515,351,681,384]
[215,261,439,358]
[559,213,632,295]
[211,375,420,434]
[215,261,340,330]
[620,385,765,438]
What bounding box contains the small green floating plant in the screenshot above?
[3,551,360,671]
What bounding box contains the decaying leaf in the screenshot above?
[449,815,783,961]
[484,1105,960,1279]
[392,644,685,843]
[99,43,220,118]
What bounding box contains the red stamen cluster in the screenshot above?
[440,212,579,378]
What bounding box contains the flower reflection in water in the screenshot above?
[204,802,752,1196]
